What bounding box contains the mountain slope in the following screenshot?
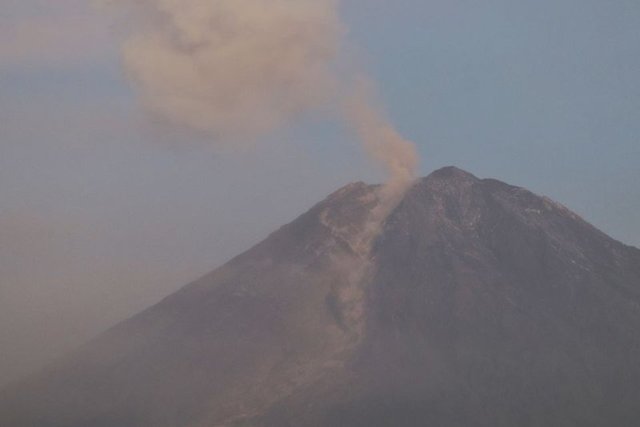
[2,167,640,427]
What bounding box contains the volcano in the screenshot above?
[2,167,640,426]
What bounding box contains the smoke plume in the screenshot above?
[119,0,419,232]
[346,77,418,215]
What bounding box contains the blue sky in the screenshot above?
[342,0,640,243]
[1,0,638,386]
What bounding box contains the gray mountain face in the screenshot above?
[2,167,640,427]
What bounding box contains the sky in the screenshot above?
[0,0,639,388]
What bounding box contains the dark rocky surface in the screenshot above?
[2,167,640,426]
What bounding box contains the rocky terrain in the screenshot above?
[2,167,640,426]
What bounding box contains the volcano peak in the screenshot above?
[2,168,640,427]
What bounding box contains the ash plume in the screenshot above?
[119,0,341,140]
[345,76,419,252]
[117,0,420,240]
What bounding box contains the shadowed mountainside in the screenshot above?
[2,167,640,426]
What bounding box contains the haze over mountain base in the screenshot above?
[2,167,640,427]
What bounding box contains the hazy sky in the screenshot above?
[1,0,638,387]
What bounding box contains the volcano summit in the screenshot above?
[2,167,640,426]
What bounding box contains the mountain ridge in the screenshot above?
[2,166,640,427]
